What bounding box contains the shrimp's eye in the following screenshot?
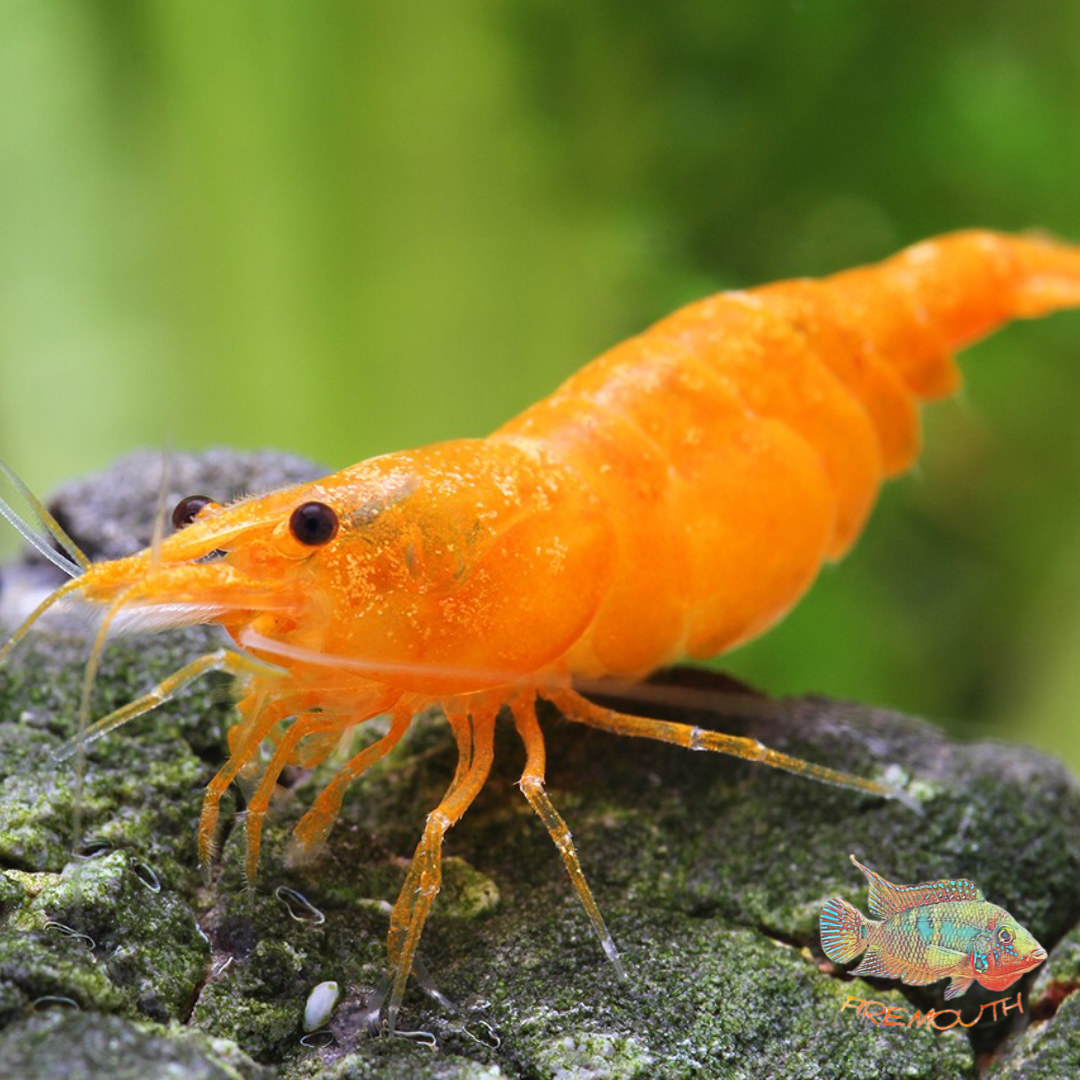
[290,502,339,546]
[172,495,214,530]
[997,927,1015,945]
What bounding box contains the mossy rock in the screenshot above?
[1,451,1078,1078]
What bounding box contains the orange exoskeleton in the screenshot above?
[2,229,1079,1028]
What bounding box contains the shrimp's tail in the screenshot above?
[826,229,1080,404]
[892,230,1080,341]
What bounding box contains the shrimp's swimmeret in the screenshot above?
[3,229,1080,1029]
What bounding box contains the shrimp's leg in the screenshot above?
[546,687,920,812]
[438,702,481,802]
[199,687,306,869]
[511,696,625,978]
[383,703,477,967]
[381,703,496,1033]
[243,691,398,886]
[292,701,412,850]
[53,648,278,761]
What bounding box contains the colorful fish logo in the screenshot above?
[820,855,1047,1000]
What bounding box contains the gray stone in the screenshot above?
[0,450,1077,1078]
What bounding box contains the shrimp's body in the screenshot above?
[4,230,1080,1028]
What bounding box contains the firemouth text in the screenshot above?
[840,992,1024,1030]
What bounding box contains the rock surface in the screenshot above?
[0,451,1077,1079]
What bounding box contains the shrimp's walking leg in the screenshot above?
[512,697,625,978]
[293,702,413,850]
[381,704,496,1033]
[383,705,483,970]
[53,648,278,761]
[547,688,920,812]
[199,688,308,869]
[243,691,399,886]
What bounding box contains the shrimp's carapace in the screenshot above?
[3,229,1079,1029]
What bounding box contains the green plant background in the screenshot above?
[1,2,1078,772]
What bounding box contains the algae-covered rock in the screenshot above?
[989,924,1080,1077]
[0,1011,269,1080]
[1,450,1078,1078]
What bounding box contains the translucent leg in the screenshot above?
[439,702,479,802]
[0,577,85,664]
[199,688,299,870]
[383,702,496,1033]
[546,687,920,812]
[53,647,277,761]
[512,696,625,978]
[242,698,393,887]
[292,701,412,850]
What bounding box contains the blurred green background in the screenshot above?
[1,1,1079,771]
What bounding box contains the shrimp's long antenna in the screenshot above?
[0,577,86,664]
[149,449,173,568]
[78,586,139,739]
[0,493,83,579]
[0,459,89,573]
[70,586,138,858]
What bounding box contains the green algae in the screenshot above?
[1034,925,1080,990]
[989,990,1080,1078]
[0,1012,269,1080]
[23,851,209,1020]
[193,939,307,1062]
[988,925,1080,1077]
[0,625,232,884]
[0,925,122,1016]
[0,872,26,912]
[5,611,1077,1078]
[437,858,500,922]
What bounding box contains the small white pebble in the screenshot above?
[303,980,341,1033]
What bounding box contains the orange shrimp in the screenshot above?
[3,229,1080,1030]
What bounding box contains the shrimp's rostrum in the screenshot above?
[4,229,1080,1028]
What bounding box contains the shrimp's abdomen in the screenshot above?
[499,230,1080,674]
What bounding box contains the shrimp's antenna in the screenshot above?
[0,459,89,573]
[78,585,141,738]
[0,577,86,664]
[149,448,173,568]
[70,585,138,858]
[0,493,83,580]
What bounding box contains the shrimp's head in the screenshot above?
[70,482,336,636]
[74,439,614,694]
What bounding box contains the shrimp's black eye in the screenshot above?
[172,495,214,530]
[290,501,339,546]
